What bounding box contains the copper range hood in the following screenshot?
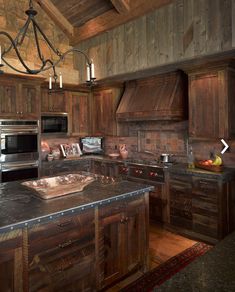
[116,70,188,122]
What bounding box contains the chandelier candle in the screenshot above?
[59,72,63,88]
[49,74,52,90]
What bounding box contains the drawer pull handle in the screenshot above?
[57,220,72,227]
[58,239,73,248]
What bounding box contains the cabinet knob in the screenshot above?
[17,111,19,114]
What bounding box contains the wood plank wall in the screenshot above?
[74,0,234,81]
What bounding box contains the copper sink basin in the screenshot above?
[22,173,95,199]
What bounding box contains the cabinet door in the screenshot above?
[41,89,66,112]
[92,88,122,136]
[0,230,24,292]
[99,202,125,288]
[90,160,106,175]
[20,84,40,119]
[169,174,192,230]
[70,91,89,136]
[125,197,147,273]
[0,82,18,117]
[189,71,223,139]
[29,211,95,292]
[149,186,163,222]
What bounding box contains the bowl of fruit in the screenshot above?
[195,155,223,172]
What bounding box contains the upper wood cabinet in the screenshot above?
[91,86,123,136]
[0,75,43,119]
[41,88,67,113]
[188,62,235,139]
[66,91,89,136]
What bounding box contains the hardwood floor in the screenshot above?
[106,222,197,291]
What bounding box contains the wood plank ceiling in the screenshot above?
[36,0,174,45]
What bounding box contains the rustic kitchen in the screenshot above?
[0,0,235,291]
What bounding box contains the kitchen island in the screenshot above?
[0,173,153,291]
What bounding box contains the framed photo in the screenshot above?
[60,143,82,158]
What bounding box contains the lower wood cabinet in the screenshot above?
[90,160,119,178]
[98,196,148,289]
[168,172,230,243]
[0,229,24,292]
[28,210,95,292]
[0,193,148,291]
[40,160,91,177]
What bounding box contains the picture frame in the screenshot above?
[60,143,82,158]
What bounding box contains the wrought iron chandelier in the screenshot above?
[0,0,96,90]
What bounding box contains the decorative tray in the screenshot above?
[194,162,223,172]
[22,173,95,200]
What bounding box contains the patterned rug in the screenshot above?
[120,242,212,292]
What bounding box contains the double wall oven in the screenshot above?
[0,120,39,182]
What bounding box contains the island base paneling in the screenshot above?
[0,192,149,291]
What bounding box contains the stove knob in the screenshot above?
[150,172,158,177]
[139,170,143,174]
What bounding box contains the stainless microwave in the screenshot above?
[41,113,68,133]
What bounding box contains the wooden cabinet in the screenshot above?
[99,196,148,289]
[0,229,24,292]
[90,160,119,177]
[28,210,95,292]
[91,87,123,136]
[0,75,42,119]
[188,62,235,139]
[67,91,89,136]
[168,171,229,243]
[40,159,91,177]
[0,192,149,290]
[149,185,166,223]
[192,177,228,239]
[41,88,67,113]
[169,174,193,230]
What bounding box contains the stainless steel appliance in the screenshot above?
[0,120,39,182]
[41,113,68,134]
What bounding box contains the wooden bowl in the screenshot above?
[194,161,223,172]
[108,153,120,159]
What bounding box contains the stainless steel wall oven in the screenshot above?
[0,120,39,182]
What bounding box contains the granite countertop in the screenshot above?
[0,175,153,233]
[156,230,235,292]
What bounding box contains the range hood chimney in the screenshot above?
[116,71,188,122]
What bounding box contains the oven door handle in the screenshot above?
[1,162,39,172]
[0,131,38,137]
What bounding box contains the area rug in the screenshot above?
[120,242,212,292]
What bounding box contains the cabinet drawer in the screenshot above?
[29,211,94,255]
[193,177,218,196]
[29,232,95,291]
[193,213,218,238]
[169,174,192,184]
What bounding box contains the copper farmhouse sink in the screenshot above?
[22,173,95,199]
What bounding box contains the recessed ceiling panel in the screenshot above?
[51,0,114,27]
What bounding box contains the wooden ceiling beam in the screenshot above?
[71,0,173,45]
[110,0,130,14]
[35,0,74,39]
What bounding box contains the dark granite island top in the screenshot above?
[0,174,154,233]
[156,230,235,292]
